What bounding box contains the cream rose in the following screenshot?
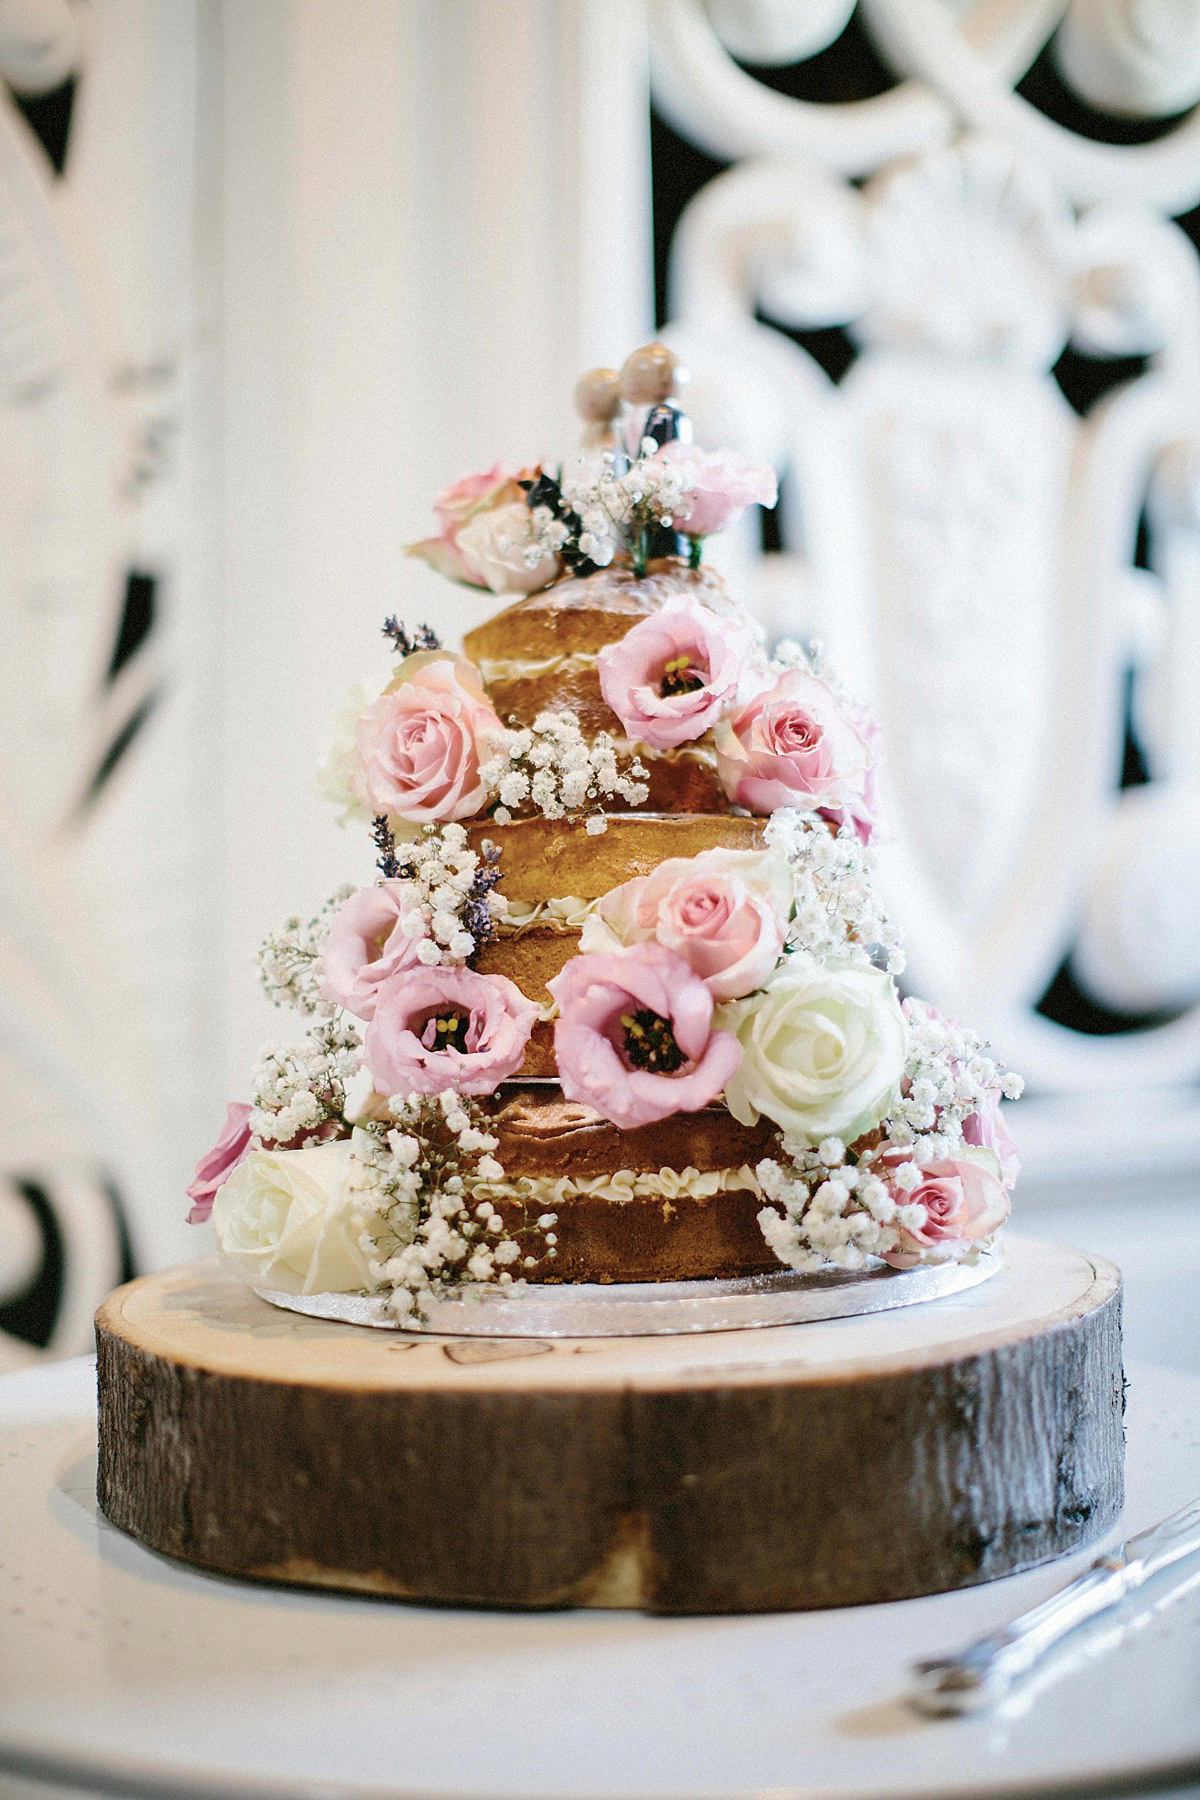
[210,1139,382,1295]
[720,957,906,1144]
[454,500,561,595]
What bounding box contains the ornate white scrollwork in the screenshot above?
[0,0,84,94]
[650,0,1200,1146]
[1055,0,1200,120]
[703,0,858,67]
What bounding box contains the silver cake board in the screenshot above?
[254,1249,1001,1338]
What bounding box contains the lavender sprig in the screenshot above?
[462,840,503,953]
[382,618,441,657]
[372,814,413,881]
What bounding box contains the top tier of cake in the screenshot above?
[462,559,736,816]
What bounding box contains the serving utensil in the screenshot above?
[910,1498,1200,1717]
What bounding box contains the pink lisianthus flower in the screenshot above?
[186,1102,253,1224]
[878,1149,1010,1270]
[715,666,876,837]
[596,600,763,749]
[354,652,501,824]
[548,942,742,1130]
[594,848,789,1002]
[655,442,778,539]
[962,1085,1021,1190]
[363,966,538,1098]
[408,465,559,594]
[318,882,423,1022]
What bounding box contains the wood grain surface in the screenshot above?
[95,1238,1123,1613]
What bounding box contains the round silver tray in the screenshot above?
[255,1248,1001,1338]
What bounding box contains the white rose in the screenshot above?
[315,675,387,826]
[211,1139,377,1295]
[454,501,559,595]
[720,957,906,1145]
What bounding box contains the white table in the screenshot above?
[2,1226,1200,1800]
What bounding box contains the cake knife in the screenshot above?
[909,1497,1200,1717]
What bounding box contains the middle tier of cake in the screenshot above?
[465,812,768,1080]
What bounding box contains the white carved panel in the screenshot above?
[650,0,1200,1172]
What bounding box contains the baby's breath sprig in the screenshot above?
[520,469,597,578]
[382,617,441,657]
[255,886,355,1014]
[765,810,904,976]
[350,1093,554,1321]
[754,1006,1023,1271]
[250,1013,362,1147]
[480,709,648,836]
[528,445,687,578]
[376,822,507,965]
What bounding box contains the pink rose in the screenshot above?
[596,848,789,1001]
[187,1102,253,1224]
[407,465,514,585]
[363,966,538,1098]
[597,600,763,749]
[963,1086,1021,1191]
[354,653,501,823]
[318,883,423,1021]
[656,442,778,538]
[879,1151,1010,1269]
[823,702,882,844]
[548,942,742,1130]
[715,667,875,835]
[408,466,559,593]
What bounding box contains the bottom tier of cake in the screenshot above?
[481,1085,780,1282]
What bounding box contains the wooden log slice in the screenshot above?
[95,1237,1123,1615]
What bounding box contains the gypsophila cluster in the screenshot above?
[380,822,508,964]
[766,810,904,975]
[349,1092,555,1320]
[249,1015,362,1146]
[873,1000,1023,1159]
[755,1153,904,1272]
[530,446,687,576]
[481,710,649,834]
[256,887,355,1014]
[754,1003,1023,1270]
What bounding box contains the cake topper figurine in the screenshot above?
[618,341,693,561]
[573,366,622,451]
[618,341,692,456]
[409,341,773,588]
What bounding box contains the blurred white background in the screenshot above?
[3,0,1200,1357]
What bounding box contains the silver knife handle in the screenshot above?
[912,1556,1131,1716]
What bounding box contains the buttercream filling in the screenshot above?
[467,1165,765,1207]
[497,895,601,933]
[478,651,599,682]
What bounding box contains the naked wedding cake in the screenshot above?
[97,346,1124,1616]
[188,343,1022,1319]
